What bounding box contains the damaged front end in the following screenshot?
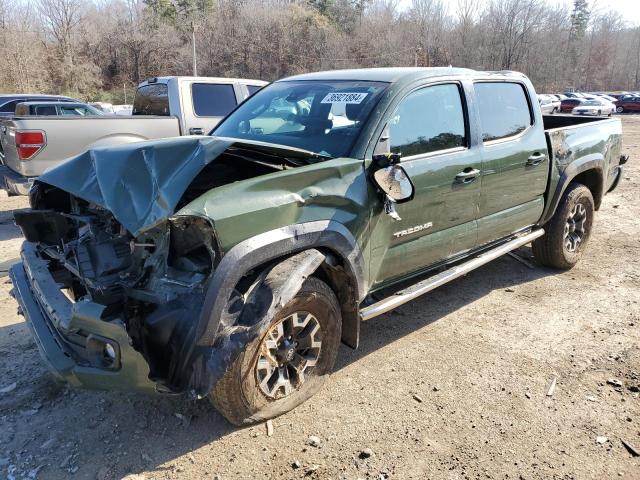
[9,136,340,396]
[11,184,218,394]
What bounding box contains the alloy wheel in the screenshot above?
[564,203,587,253]
[255,311,322,399]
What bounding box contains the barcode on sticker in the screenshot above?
[321,92,368,104]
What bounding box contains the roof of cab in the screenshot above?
[280,67,526,84]
[139,76,268,86]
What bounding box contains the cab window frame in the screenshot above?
[384,81,470,162]
[473,80,535,145]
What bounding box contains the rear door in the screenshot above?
[370,81,481,287]
[181,81,240,135]
[474,81,548,246]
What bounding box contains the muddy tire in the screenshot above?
[210,277,342,425]
[532,183,594,270]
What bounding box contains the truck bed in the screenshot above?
[0,115,181,179]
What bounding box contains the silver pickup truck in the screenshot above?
[0,76,267,195]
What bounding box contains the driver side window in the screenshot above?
[389,83,467,158]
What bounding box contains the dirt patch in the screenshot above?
[1,117,639,479]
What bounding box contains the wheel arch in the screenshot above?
[540,154,604,225]
[195,220,365,351]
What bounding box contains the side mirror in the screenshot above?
[373,164,414,203]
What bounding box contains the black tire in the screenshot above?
[532,183,594,270]
[616,106,624,113]
[210,277,342,425]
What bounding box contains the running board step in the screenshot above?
[360,229,545,321]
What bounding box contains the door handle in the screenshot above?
[455,168,481,184]
[526,152,546,166]
[189,127,205,135]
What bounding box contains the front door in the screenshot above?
[369,82,482,289]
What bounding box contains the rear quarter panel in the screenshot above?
[541,117,622,222]
[1,116,180,177]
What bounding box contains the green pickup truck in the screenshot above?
[9,68,628,425]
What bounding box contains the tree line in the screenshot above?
[0,0,638,103]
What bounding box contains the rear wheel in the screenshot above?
[616,106,624,113]
[532,183,594,270]
[210,277,342,425]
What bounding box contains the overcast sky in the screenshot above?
[397,0,639,27]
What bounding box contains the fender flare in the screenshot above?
[539,154,604,225]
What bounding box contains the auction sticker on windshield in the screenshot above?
[321,92,368,104]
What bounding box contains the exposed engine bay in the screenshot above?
[15,188,216,386]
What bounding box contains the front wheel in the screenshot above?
[616,106,624,113]
[532,183,594,270]
[210,277,342,425]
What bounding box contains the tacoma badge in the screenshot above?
[393,222,433,238]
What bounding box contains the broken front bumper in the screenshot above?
[9,242,158,393]
[0,165,34,196]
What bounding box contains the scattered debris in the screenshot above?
[432,386,440,392]
[412,394,424,403]
[266,420,274,437]
[504,288,515,293]
[0,382,16,394]
[546,376,557,397]
[507,251,536,269]
[621,438,640,457]
[306,435,321,448]
[525,392,531,399]
[305,464,320,475]
[586,395,597,402]
[359,448,374,459]
[292,460,302,469]
[607,378,623,388]
[627,384,639,393]
[596,436,608,444]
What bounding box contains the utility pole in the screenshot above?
[191,21,197,76]
[123,83,127,104]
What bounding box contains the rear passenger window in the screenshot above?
[133,84,169,116]
[192,83,237,117]
[389,83,467,157]
[0,100,19,113]
[475,82,532,142]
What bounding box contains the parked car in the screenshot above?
[14,101,103,116]
[614,96,640,113]
[560,98,586,112]
[551,94,568,101]
[572,98,615,116]
[563,92,586,98]
[538,94,560,114]
[594,93,618,103]
[9,67,627,425]
[0,94,79,117]
[0,76,267,195]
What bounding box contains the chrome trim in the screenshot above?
[360,228,545,321]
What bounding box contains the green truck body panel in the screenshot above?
[9,68,626,395]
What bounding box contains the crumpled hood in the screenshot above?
[37,136,318,236]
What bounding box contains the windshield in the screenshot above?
[211,80,389,158]
[583,100,603,106]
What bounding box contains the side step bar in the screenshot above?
[360,228,545,321]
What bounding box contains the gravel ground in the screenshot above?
[0,116,639,480]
